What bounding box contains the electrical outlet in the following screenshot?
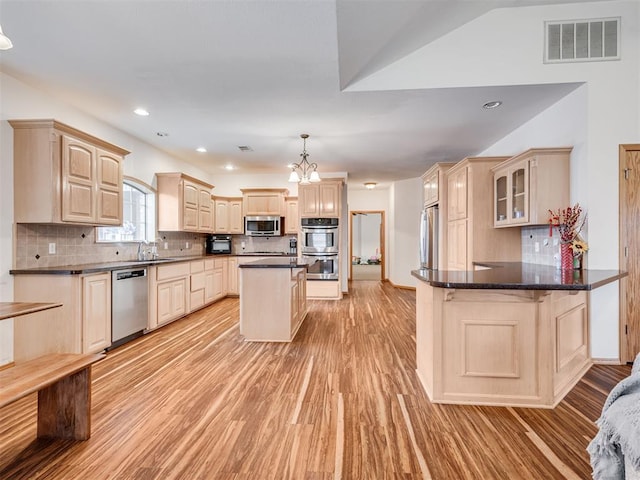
[48,243,56,254]
[553,238,559,246]
[534,242,540,253]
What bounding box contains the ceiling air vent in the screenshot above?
[238,145,253,152]
[544,17,620,63]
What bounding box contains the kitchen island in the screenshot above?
[239,257,310,342]
[412,263,626,408]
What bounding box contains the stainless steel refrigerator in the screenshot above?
[419,205,438,269]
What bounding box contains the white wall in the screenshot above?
[389,178,422,287]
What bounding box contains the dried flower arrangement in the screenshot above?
[548,203,588,257]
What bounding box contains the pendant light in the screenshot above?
[288,134,320,184]
[0,25,13,50]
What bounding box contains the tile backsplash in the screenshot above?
[521,226,563,267]
[14,224,207,269]
[231,235,298,254]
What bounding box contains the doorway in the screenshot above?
[350,211,385,281]
[619,144,640,362]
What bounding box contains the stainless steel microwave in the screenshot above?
[244,216,283,236]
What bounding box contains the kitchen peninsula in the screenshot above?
[412,263,626,408]
[239,257,310,342]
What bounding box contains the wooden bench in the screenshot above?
[0,353,105,440]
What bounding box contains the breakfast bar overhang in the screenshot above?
[412,263,626,408]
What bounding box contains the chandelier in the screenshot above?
[288,134,320,185]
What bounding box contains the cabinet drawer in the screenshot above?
[191,272,206,292]
[157,262,190,281]
[190,290,205,311]
[190,260,205,274]
[204,258,215,271]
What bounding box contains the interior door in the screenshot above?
[620,144,640,362]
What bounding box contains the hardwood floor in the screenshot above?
[0,281,631,479]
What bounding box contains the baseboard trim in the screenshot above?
[386,279,416,291]
[591,358,624,365]
[0,361,15,372]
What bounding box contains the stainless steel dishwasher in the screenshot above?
[110,267,148,349]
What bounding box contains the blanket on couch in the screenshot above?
[588,355,640,479]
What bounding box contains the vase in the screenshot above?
[560,243,574,270]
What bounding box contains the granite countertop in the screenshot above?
[411,262,627,291]
[239,257,311,269]
[10,253,298,275]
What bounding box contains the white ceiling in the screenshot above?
[0,0,589,188]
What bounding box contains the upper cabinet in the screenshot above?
[10,119,129,225]
[421,162,455,207]
[492,147,572,228]
[284,197,299,234]
[213,196,243,234]
[156,173,214,233]
[241,188,288,216]
[444,157,521,271]
[299,180,343,218]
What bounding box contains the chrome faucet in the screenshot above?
[137,240,149,261]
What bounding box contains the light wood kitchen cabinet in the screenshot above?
[416,282,590,407]
[153,262,190,327]
[204,258,216,304]
[156,173,214,233]
[240,265,308,342]
[229,198,244,234]
[213,197,243,234]
[190,260,206,311]
[299,180,343,218]
[444,157,521,271]
[13,272,113,361]
[492,147,572,227]
[285,197,299,234]
[213,258,228,300]
[241,188,288,216]
[10,119,128,225]
[421,163,455,207]
[227,257,239,295]
[214,197,229,233]
[447,166,468,221]
[81,273,112,353]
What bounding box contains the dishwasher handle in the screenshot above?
[115,269,147,281]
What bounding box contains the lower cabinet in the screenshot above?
[157,278,188,325]
[227,257,239,295]
[416,282,591,407]
[240,266,308,342]
[13,272,112,361]
[150,262,190,329]
[82,272,112,353]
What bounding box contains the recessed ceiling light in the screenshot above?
[196,147,207,153]
[483,101,502,109]
[224,164,235,171]
[134,108,150,116]
[156,132,169,137]
[364,182,377,190]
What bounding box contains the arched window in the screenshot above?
[96,178,156,242]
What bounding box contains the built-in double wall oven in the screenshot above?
[301,217,339,280]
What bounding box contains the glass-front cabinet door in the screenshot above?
[510,165,528,223]
[495,174,508,225]
[493,159,529,227]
